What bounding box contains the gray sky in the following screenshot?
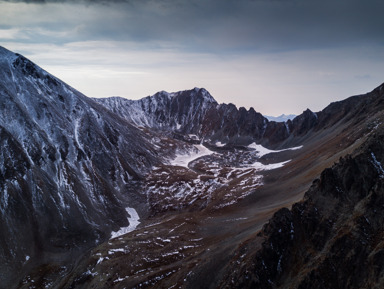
[1,0,383,115]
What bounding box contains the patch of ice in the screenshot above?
[188,134,199,140]
[96,256,108,265]
[251,160,291,170]
[248,143,302,157]
[113,276,128,283]
[110,207,140,239]
[108,248,126,255]
[371,152,384,178]
[215,141,226,147]
[156,237,171,243]
[84,269,98,277]
[170,145,214,168]
[162,250,180,257]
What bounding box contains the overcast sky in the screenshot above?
[1,0,383,116]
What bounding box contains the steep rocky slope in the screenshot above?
[0,46,167,288]
[219,123,384,289]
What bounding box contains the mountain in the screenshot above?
[0,46,168,288]
[264,114,296,122]
[95,89,274,146]
[219,120,384,289]
[96,90,312,148]
[1,45,384,288]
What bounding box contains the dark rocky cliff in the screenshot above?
[218,128,384,289]
[0,46,163,288]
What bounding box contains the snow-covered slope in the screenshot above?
[0,46,163,287]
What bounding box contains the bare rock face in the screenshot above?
[0,46,162,287]
[97,88,292,147]
[219,130,384,289]
[287,108,318,136]
[97,83,384,149]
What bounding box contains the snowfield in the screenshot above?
[170,144,214,168]
[110,207,141,239]
[248,142,303,157]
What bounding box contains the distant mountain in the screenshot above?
[96,91,305,148]
[264,114,296,122]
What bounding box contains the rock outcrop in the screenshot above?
[219,129,384,289]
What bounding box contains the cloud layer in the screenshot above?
[3,0,384,51]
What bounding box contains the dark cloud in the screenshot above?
[1,0,384,53]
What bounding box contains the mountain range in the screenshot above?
[0,46,383,288]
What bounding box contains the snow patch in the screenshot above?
[251,160,291,170]
[248,143,302,157]
[215,141,226,147]
[264,114,296,122]
[170,145,214,168]
[371,152,384,178]
[108,248,126,255]
[110,207,140,239]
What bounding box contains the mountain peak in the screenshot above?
[191,87,217,104]
[0,45,13,55]
[0,46,17,62]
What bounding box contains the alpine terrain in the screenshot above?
[0,45,384,288]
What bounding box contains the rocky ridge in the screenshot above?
[219,126,384,289]
[96,89,285,147]
[0,46,167,288]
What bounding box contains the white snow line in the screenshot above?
[74,118,84,151]
[371,152,384,178]
[251,160,291,171]
[248,143,302,157]
[110,207,140,239]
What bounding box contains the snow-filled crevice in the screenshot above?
[110,207,141,239]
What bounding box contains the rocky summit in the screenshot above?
[0,46,384,288]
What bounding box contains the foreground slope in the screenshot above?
[220,113,384,289]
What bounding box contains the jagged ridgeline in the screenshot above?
[1,45,384,288]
